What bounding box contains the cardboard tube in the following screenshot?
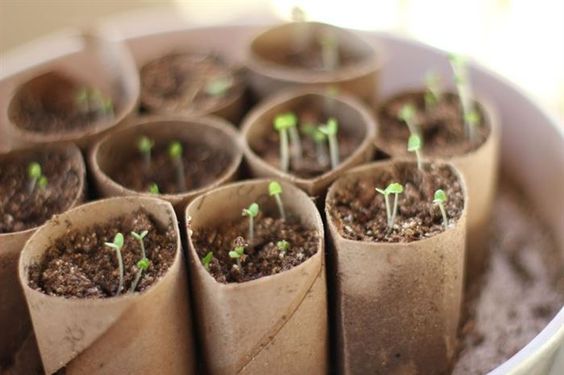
[0,143,85,372]
[2,29,140,150]
[89,114,242,215]
[325,160,468,374]
[245,22,382,105]
[185,179,328,374]
[18,197,196,375]
[375,91,500,281]
[240,88,376,197]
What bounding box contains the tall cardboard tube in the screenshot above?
[18,197,196,375]
[185,179,328,374]
[325,160,468,374]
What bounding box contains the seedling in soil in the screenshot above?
[137,136,154,169]
[302,124,329,167]
[398,103,419,136]
[320,29,339,71]
[424,71,442,110]
[131,230,148,259]
[375,182,404,232]
[268,180,286,221]
[148,182,160,195]
[27,162,47,193]
[104,232,125,296]
[242,202,260,245]
[433,189,449,229]
[319,117,340,169]
[168,141,186,191]
[449,54,479,142]
[274,112,301,172]
[75,87,113,116]
[204,76,233,97]
[202,251,214,271]
[130,257,150,293]
[407,133,424,172]
[276,240,290,257]
[229,245,245,269]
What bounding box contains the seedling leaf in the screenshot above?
[407,133,422,152]
[274,112,297,131]
[433,189,447,203]
[137,258,150,270]
[168,141,183,160]
[202,251,214,271]
[27,162,41,179]
[386,182,404,195]
[269,181,282,196]
[242,202,259,218]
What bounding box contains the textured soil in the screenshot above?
[0,150,81,233]
[378,92,490,157]
[28,210,176,298]
[10,72,115,133]
[192,212,319,283]
[112,140,231,195]
[140,52,243,113]
[328,162,464,242]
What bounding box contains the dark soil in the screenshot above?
[191,211,320,283]
[0,150,81,233]
[378,92,490,157]
[10,72,115,133]
[140,52,243,113]
[28,210,176,298]
[111,139,231,195]
[328,162,464,242]
[253,107,361,178]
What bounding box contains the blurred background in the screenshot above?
[1,0,563,124]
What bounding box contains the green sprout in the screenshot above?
[148,182,160,195]
[375,182,404,231]
[407,133,424,172]
[274,113,300,172]
[242,202,259,245]
[449,54,479,142]
[168,141,186,191]
[276,240,290,256]
[137,136,154,169]
[302,124,329,167]
[433,189,449,229]
[104,233,125,296]
[398,103,419,135]
[204,76,233,97]
[319,117,340,169]
[75,87,113,116]
[130,257,150,293]
[268,181,286,221]
[202,251,214,271]
[229,245,245,269]
[131,230,148,259]
[424,71,442,110]
[27,162,47,193]
[320,29,339,71]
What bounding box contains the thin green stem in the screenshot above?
[438,202,448,229]
[315,141,329,167]
[389,193,400,230]
[115,248,124,296]
[415,149,423,171]
[279,129,290,172]
[274,194,286,221]
[328,134,339,169]
[384,194,391,226]
[130,268,143,293]
[248,216,254,245]
[27,177,37,194]
[288,126,303,167]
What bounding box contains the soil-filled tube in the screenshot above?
[18,197,196,375]
[185,179,328,374]
[325,160,468,374]
[0,143,85,373]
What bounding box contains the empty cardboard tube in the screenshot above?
[0,143,85,372]
[240,88,377,197]
[185,179,328,375]
[325,160,468,374]
[18,196,196,375]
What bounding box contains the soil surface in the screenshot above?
[253,107,361,178]
[111,139,231,195]
[328,162,464,242]
[0,150,81,233]
[140,52,243,113]
[28,210,176,298]
[10,72,115,133]
[191,211,320,283]
[378,92,490,157]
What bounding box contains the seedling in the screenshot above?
[449,54,479,142]
[104,233,125,296]
[75,87,113,116]
[137,136,154,169]
[407,133,424,172]
[168,141,186,191]
[130,257,150,293]
[229,245,245,269]
[302,124,329,166]
[268,181,286,220]
[148,182,160,195]
[424,71,442,110]
[242,202,259,245]
[131,230,148,259]
[398,103,419,135]
[202,251,214,271]
[433,189,449,229]
[27,162,47,193]
[319,117,340,169]
[274,113,301,172]
[204,76,233,97]
[276,240,290,256]
[320,29,339,71]
[375,182,404,231]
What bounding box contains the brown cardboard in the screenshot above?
[89,114,242,215]
[240,88,376,197]
[245,22,382,104]
[185,179,328,375]
[375,91,500,280]
[325,160,468,374]
[18,196,196,375]
[2,29,140,150]
[0,143,85,371]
